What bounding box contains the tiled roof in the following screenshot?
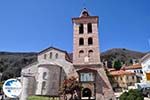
[107,68,116,72]
[110,70,135,76]
[121,63,142,70]
[38,46,67,55]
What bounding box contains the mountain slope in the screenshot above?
[101,48,146,67]
[0,52,37,81]
[0,48,146,81]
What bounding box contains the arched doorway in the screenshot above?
[82,88,92,97]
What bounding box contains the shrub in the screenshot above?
[119,89,144,100]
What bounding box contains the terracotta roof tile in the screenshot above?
[121,63,142,70]
[110,70,135,76]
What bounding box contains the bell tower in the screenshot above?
[72,8,115,100]
[72,8,100,65]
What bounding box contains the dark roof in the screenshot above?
[76,68,97,73]
[38,46,72,62]
[74,64,102,68]
[38,46,67,55]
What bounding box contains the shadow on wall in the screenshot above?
[96,72,110,94]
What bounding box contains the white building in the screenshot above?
[122,63,143,82]
[141,53,150,82]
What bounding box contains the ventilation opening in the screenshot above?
[88,23,92,33]
[79,24,84,34]
[79,38,84,46]
[88,37,93,45]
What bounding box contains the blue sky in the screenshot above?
[0,0,149,53]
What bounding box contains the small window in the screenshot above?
[55,53,58,59]
[43,72,47,80]
[79,50,84,57]
[140,70,143,74]
[50,52,52,59]
[88,50,93,57]
[44,54,47,59]
[148,65,150,69]
[80,73,94,82]
[120,77,122,80]
[42,81,46,90]
[134,70,136,73]
[126,76,128,80]
[116,77,118,80]
[87,23,92,33]
[79,24,84,34]
[79,38,84,46]
[132,76,135,80]
[88,37,93,45]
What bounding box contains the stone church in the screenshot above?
[20,8,115,100]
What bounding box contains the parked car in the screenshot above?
[140,87,150,98]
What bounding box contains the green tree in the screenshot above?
[119,89,144,100]
[113,60,122,70]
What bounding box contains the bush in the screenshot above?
[119,89,144,100]
[113,60,122,70]
[28,96,59,100]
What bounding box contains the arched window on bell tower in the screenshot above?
[79,24,84,34]
[87,23,92,33]
[88,50,93,57]
[79,38,84,46]
[88,37,93,45]
[79,50,84,57]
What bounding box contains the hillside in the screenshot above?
[101,48,146,68]
[0,48,146,81]
[0,52,37,81]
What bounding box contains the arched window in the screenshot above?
[50,52,52,59]
[79,50,84,57]
[88,50,93,57]
[79,24,84,34]
[82,88,92,97]
[43,72,47,80]
[82,11,89,17]
[42,81,46,90]
[88,37,93,45]
[87,23,92,33]
[44,54,47,59]
[55,53,58,59]
[79,38,84,46]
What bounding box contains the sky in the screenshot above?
[0,0,149,53]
